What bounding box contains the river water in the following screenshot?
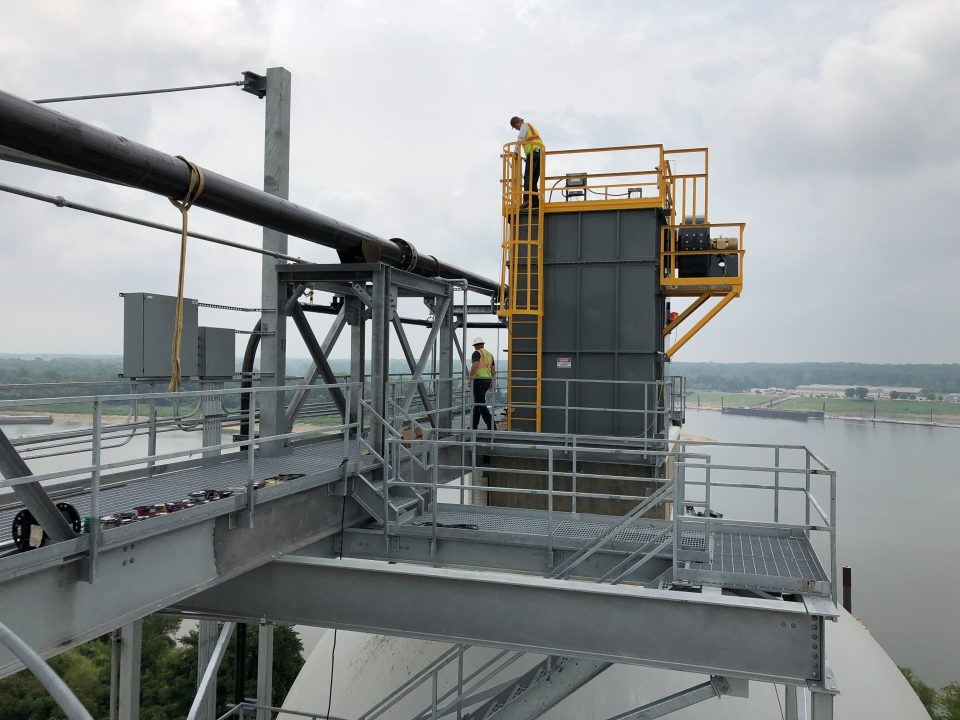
[3,413,957,686]
[682,409,960,687]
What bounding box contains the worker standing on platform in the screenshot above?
[510,116,544,206]
[470,337,496,430]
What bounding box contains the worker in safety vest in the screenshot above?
[510,116,544,207]
[470,337,496,430]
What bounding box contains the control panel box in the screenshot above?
[122,292,199,379]
[198,326,236,379]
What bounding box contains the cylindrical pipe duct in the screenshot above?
[0,89,498,293]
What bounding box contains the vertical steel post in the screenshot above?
[256,623,274,720]
[259,67,292,451]
[371,267,391,458]
[196,620,218,720]
[147,384,157,478]
[88,398,101,583]
[572,438,578,514]
[201,380,224,464]
[245,391,257,527]
[785,686,799,720]
[773,447,780,523]
[234,624,248,707]
[805,450,811,530]
[109,630,120,720]
[118,620,142,720]
[431,442,439,561]
[547,447,554,568]
[438,292,454,429]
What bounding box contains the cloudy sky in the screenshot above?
[0,0,957,363]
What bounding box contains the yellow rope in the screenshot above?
[167,156,205,391]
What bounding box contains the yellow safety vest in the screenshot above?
[521,122,544,157]
[473,348,494,378]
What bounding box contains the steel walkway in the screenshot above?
[0,436,373,546]
[403,505,829,595]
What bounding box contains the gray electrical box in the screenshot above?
[122,292,199,379]
[198,327,236,379]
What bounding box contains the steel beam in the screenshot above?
[0,485,368,678]
[437,294,455,428]
[117,620,142,720]
[290,304,347,419]
[0,90,499,292]
[174,556,827,685]
[0,427,75,542]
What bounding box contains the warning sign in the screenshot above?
[556,357,572,369]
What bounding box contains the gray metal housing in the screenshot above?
[198,327,236,379]
[541,208,666,436]
[122,292,198,379]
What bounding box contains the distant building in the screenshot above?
[794,384,922,399]
[943,392,960,403]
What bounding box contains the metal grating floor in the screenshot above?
[697,531,828,582]
[0,439,370,545]
[415,508,705,552]
[412,507,828,593]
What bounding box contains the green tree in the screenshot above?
[938,682,960,720]
[901,667,939,718]
[0,617,304,720]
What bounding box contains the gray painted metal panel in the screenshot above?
[174,556,826,685]
[198,327,236,379]
[122,292,199,379]
[541,209,665,436]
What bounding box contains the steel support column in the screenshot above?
[348,297,366,442]
[437,292,455,429]
[117,620,142,720]
[259,66,292,453]
[195,620,219,720]
[256,622,274,720]
[370,267,392,455]
[188,622,236,720]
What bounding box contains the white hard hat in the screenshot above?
[472,336,485,346]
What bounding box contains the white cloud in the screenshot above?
[0,0,957,362]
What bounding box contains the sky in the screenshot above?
[0,0,957,363]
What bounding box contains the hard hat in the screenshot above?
[472,336,485,346]
[509,116,522,127]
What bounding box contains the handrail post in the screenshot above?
[774,447,781,523]
[431,441,439,561]
[804,449,812,531]
[147,386,157,478]
[564,379,570,435]
[830,470,838,603]
[571,437,578,514]
[547,447,554,569]
[245,390,257,524]
[88,397,101,583]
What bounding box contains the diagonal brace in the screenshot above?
[285,305,347,426]
[0,428,75,542]
[606,676,740,720]
[399,297,451,416]
[289,304,348,421]
[551,480,674,579]
[391,315,437,426]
